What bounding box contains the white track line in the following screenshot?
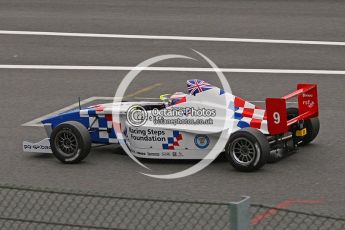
[1,65,345,74]
[1,30,345,46]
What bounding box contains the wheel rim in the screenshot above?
[55,128,79,157]
[230,137,256,165]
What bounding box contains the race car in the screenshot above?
[23,79,319,172]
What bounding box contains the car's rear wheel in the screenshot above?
[50,121,91,163]
[267,107,320,163]
[225,128,269,172]
[287,107,320,146]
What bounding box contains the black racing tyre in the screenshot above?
[287,107,320,146]
[50,121,91,163]
[225,128,269,172]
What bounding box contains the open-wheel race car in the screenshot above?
[23,79,319,172]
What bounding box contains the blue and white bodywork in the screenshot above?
[23,79,319,171]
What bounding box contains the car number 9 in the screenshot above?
[273,112,280,124]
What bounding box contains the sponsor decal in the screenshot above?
[172,152,184,157]
[136,151,146,156]
[302,93,313,98]
[23,144,51,151]
[194,134,210,149]
[128,127,166,142]
[23,138,52,153]
[147,152,160,156]
[303,100,315,108]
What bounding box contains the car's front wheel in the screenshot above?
[225,128,269,172]
[50,121,91,163]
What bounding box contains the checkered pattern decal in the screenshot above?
[80,105,118,143]
[231,96,268,130]
[162,131,183,150]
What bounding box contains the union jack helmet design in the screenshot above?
[187,79,214,95]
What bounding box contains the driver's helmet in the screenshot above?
[169,92,187,106]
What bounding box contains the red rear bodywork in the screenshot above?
[266,84,319,135]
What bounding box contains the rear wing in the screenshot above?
[266,84,318,135]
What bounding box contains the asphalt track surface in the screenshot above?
[0,0,345,217]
